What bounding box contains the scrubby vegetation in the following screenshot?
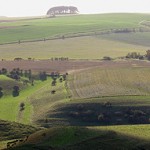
[0,120,38,141]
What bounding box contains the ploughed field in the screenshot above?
[1,59,150,73]
[68,64,150,98]
[0,59,104,73]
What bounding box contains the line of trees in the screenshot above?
[51,57,69,61]
[47,6,79,16]
[125,50,150,60]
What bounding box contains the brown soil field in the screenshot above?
[0,26,17,29]
[0,59,150,74]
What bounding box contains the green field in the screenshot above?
[0,75,50,124]
[0,35,149,60]
[0,13,150,59]
[99,32,150,47]
[0,75,25,96]
[1,13,150,149]
[29,78,69,123]
[0,74,68,124]
[0,13,150,44]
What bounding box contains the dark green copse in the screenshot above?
[47,6,79,16]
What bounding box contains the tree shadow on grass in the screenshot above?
[38,102,150,127]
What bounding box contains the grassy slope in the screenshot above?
[0,13,150,44]
[0,36,148,60]
[98,32,150,47]
[0,75,25,96]
[9,126,150,150]
[0,119,38,141]
[0,76,52,124]
[0,75,68,125]
[43,95,150,127]
[0,13,150,59]
[0,119,39,149]
[29,78,69,123]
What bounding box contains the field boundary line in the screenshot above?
[0,27,150,46]
[76,94,150,101]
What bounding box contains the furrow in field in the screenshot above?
[68,67,150,99]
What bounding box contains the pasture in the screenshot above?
[0,75,25,96]
[0,36,148,60]
[99,32,150,47]
[0,13,150,60]
[0,13,150,44]
[29,77,69,123]
[0,75,53,124]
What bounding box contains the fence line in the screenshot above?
[0,27,150,46]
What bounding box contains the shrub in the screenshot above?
[20,102,25,111]
[12,86,20,97]
[103,56,112,61]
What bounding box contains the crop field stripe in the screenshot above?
[68,67,150,99]
[0,35,148,59]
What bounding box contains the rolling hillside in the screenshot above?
[0,13,150,44]
[0,13,150,150]
[0,119,38,149]
[7,126,150,150]
[0,75,25,96]
[0,36,148,60]
[0,13,150,59]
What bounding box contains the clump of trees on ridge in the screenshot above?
[47,6,79,16]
